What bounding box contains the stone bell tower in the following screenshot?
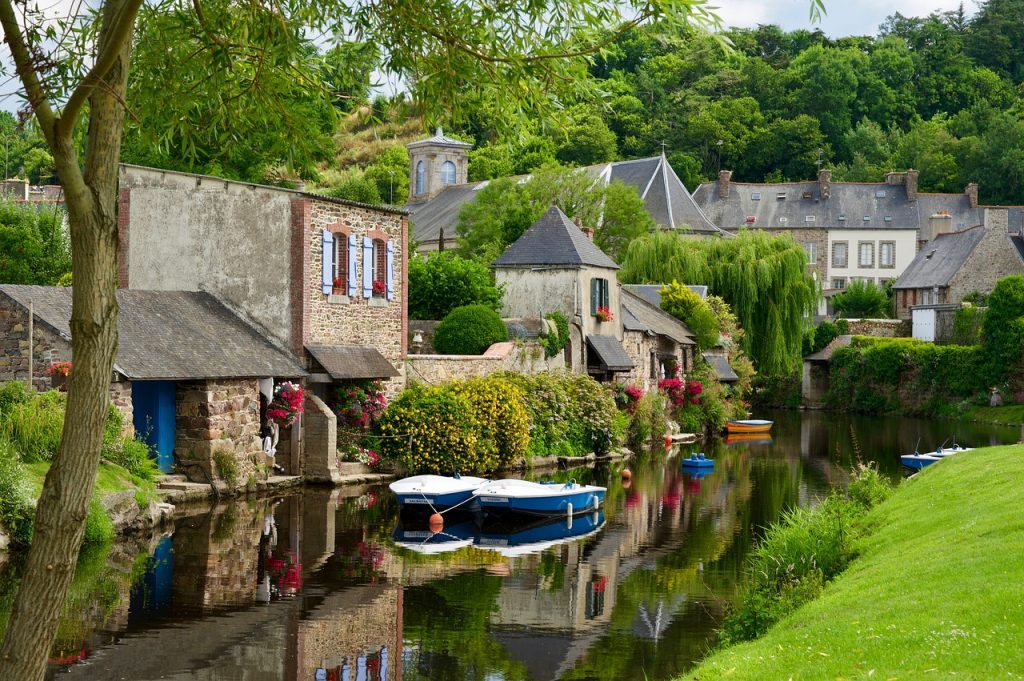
[405,127,472,204]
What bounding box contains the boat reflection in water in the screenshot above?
[392,511,606,557]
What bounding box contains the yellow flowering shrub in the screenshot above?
[451,377,530,468]
[378,384,483,474]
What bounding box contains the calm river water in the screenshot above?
[2,411,1019,681]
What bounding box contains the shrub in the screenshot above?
[952,305,985,346]
[332,379,388,431]
[660,281,720,350]
[627,391,668,450]
[0,389,66,463]
[378,384,483,473]
[981,275,1024,382]
[846,462,892,510]
[0,439,35,546]
[83,498,114,545]
[0,380,28,414]
[408,252,504,320]
[101,437,159,483]
[832,279,890,318]
[433,304,509,355]
[452,377,531,467]
[539,311,570,359]
[212,450,240,487]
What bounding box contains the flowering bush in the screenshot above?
[659,378,703,407]
[332,276,343,290]
[338,444,380,469]
[45,361,72,378]
[378,384,482,473]
[596,306,614,322]
[372,279,387,296]
[611,383,644,414]
[268,381,304,427]
[333,379,388,431]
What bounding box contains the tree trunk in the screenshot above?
[0,1,135,678]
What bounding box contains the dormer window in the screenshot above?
[751,192,761,200]
[805,215,815,223]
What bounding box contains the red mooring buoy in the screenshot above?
[621,468,632,481]
[428,513,444,531]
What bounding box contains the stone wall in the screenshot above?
[109,380,135,437]
[405,341,563,385]
[0,293,69,391]
[175,379,262,484]
[949,209,1023,305]
[620,331,689,393]
[299,587,401,681]
[843,318,910,338]
[303,393,338,483]
[303,199,407,395]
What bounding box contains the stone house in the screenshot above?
[114,164,408,481]
[0,286,306,480]
[693,169,1024,315]
[893,208,1024,320]
[494,206,695,386]
[405,129,727,254]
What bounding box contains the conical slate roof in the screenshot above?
[494,206,619,269]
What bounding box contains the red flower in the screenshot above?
[372,280,387,295]
[45,361,72,377]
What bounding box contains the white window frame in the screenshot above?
[801,242,818,266]
[879,241,895,268]
[415,160,426,195]
[858,241,874,268]
[440,160,457,185]
[832,278,846,290]
[832,241,848,268]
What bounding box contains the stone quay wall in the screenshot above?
[175,379,262,485]
[405,342,563,385]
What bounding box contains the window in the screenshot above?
[440,160,457,186]
[362,235,394,300]
[372,238,386,293]
[879,241,895,268]
[805,215,815,223]
[832,278,846,290]
[332,233,347,292]
[751,192,761,200]
[832,241,848,268]
[415,160,425,195]
[838,214,847,222]
[801,241,818,266]
[590,278,610,317]
[779,217,788,225]
[776,192,787,200]
[884,215,893,222]
[858,241,874,268]
[863,216,871,222]
[875,190,887,198]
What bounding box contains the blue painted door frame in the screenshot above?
[132,380,176,473]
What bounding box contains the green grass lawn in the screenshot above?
[963,404,1024,426]
[685,444,1024,680]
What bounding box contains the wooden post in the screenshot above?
[27,299,33,392]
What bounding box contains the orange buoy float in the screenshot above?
[428,513,444,532]
[621,468,632,480]
[664,434,673,449]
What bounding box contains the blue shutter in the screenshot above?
[347,234,358,298]
[362,237,373,298]
[590,278,598,315]
[386,241,395,301]
[321,230,334,295]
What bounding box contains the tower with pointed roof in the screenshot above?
[405,127,473,204]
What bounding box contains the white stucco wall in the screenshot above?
[826,228,917,288]
[497,268,579,321]
[121,166,296,347]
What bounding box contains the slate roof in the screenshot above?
[494,206,619,269]
[892,226,986,289]
[406,127,473,150]
[305,345,399,380]
[407,154,725,247]
[621,284,707,309]
[621,288,695,345]
[702,352,738,382]
[805,335,853,362]
[693,179,984,233]
[586,335,634,372]
[0,286,306,380]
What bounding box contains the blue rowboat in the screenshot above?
[900,453,942,470]
[473,478,606,516]
[681,453,714,469]
[389,474,489,511]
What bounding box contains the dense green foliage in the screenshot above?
[980,274,1024,382]
[408,253,503,320]
[432,304,509,355]
[494,371,621,457]
[719,464,892,646]
[539,312,570,359]
[831,279,890,318]
[828,337,990,415]
[379,372,614,471]
[0,201,70,285]
[691,444,1024,678]
[620,230,818,375]
[802,318,850,355]
[625,390,668,450]
[658,281,720,350]
[952,304,986,345]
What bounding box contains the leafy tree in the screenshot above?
[786,46,860,156]
[408,252,504,320]
[594,180,655,262]
[363,146,410,205]
[554,105,619,166]
[619,230,818,375]
[980,274,1024,381]
[325,175,382,204]
[0,202,70,284]
[21,148,54,185]
[0,0,732,676]
[659,281,720,350]
[832,280,890,318]
[966,0,1024,83]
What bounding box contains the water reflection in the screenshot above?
[0,412,1013,680]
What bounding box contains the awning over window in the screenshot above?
[702,352,738,383]
[306,345,400,380]
[586,335,634,372]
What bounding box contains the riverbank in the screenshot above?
[684,443,1024,679]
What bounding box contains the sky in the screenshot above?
[716,0,974,36]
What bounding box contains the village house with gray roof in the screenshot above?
[405,129,727,254]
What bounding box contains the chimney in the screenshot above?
[921,211,952,245]
[885,171,906,186]
[983,207,1008,233]
[817,169,832,200]
[965,182,979,209]
[718,170,732,199]
[905,169,919,201]
[574,215,594,240]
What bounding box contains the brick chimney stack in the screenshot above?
[905,169,919,201]
[574,215,594,240]
[817,169,832,200]
[718,170,732,199]
[965,182,979,209]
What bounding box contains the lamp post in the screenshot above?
[388,170,395,205]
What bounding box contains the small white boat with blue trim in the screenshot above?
[389,474,490,511]
[900,443,973,470]
[473,478,605,516]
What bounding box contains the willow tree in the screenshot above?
[620,230,819,375]
[0,0,748,678]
